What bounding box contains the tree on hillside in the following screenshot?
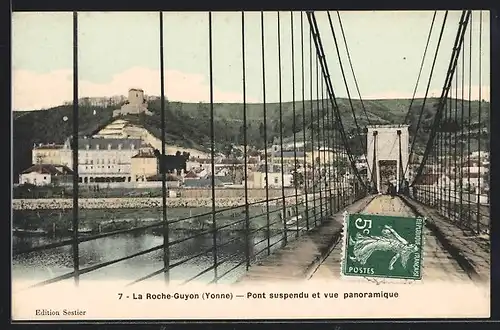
[259,122,265,139]
[258,122,268,149]
[273,121,281,136]
[224,144,233,159]
[292,171,304,189]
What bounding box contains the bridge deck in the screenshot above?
[236,195,490,285]
[235,195,376,283]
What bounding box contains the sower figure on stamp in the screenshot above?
[349,225,418,271]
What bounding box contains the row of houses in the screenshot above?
[21,139,350,189]
[24,138,351,189]
[24,137,487,191]
[414,163,489,200]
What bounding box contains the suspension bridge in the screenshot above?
[12,10,490,289]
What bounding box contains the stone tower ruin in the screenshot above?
[112,88,153,117]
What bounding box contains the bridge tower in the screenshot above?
[366,124,410,194]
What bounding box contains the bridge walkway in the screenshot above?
[236,195,490,285]
[235,195,376,283]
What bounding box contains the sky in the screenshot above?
[12,10,490,111]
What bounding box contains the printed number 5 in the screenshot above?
[355,218,372,235]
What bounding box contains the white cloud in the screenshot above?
[13,69,74,110]
[12,66,259,111]
[12,66,490,111]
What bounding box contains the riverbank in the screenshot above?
[12,195,311,210]
[13,204,295,240]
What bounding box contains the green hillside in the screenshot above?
[13,97,490,179]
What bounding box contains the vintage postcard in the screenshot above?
[11,10,490,320]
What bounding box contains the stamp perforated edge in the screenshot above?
[339,211,427,285]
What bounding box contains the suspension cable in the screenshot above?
[277,12,287,243]
[300,12,310,231]
[476,10,483,233]
[309,26,317,226]
[402,11,448,185]
[260,11,271,254]
[306,11,366,190]
[291,11,299,234]
[412,10,472,185]
[241,11,251,271]
[71,11,80,286]
[336,11,371,126]
[326,11,372,184]
[402,11,438,126]
[316,44,324,221]
[208,11,218,281]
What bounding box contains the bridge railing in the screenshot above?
[13,186,364,289]
[409,10,489,237]
[412,186,489,234]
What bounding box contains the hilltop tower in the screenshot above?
[113,88,153,117]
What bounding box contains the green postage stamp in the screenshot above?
[341,212,425,281]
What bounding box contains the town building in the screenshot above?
[205,175,234,187]
[461,172,486,190]
[32,143,64,165]
[270,149,307,166]
[19,164,73,186]
[461,160,489,175]
[144,173,181,188]
[414,173,454,189]
[131,149,158,182]
[183,170,202,180]
[58,137,147,183]
[246,165,293,189]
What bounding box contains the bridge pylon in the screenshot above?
[366,125,410,194]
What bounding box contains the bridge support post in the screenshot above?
[376,162,381,195]
[396,130,401,193]
[371,131,379,194]
[396,157,400,192]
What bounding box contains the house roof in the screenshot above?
[220,158,242,165]
[465,172,485,179]
[248,150,261,157]
[414,174,442,186]
[132,150,157,158]
[21,164,73,176]
[33,144,64,150]
[207,175,233,183]
[146,174,179,181]
[190,158,212,163]
[183,178,224,188]
[256,164,282,173]
[53,165,74,174]
[184,171,199,178]
[462,160,480,167]
[67,138,144,151]
[273,151,306,158]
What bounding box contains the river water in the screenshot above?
[12,204,316,288]
[12,231,288,286]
